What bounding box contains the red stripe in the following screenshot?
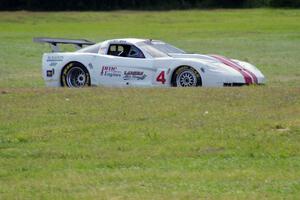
[241,66,258,84]
[211,55,257,84]
[228,58,258,84]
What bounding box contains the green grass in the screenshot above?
[0,9,300,199]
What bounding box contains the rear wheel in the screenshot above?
[61,62,90,88]
[172,66,201,87]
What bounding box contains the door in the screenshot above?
[97,43,155,87]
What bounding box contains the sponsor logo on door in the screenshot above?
[101,66,122,77]
[123,71,147,80]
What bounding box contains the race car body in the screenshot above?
[34,38,265,88]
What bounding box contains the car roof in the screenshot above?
[104,38,159,45]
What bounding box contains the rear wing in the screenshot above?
[33,37,95,52]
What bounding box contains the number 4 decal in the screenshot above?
[156,71,166,84]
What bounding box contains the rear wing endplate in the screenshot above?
[33,37,95,52]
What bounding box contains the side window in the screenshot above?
[107,44,145,59]
[128,45,145,58]
[108,45,124,56]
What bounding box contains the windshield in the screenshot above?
[137,42,168,58]
[137,40,186,58]
[150,40,186,54]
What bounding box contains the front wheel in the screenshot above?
[172,66,202,87]
[61,62,90,88]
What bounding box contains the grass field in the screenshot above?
[0,9,300,199]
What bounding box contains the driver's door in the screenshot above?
[97,43,155,87]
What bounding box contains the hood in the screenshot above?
[169,53,218,63]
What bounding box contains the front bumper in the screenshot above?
[223,82,265,87]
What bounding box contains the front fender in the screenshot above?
[169,59,226,87]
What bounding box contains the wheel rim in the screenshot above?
[176,70,197,87]
[66,67,87,88]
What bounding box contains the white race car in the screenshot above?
[34,38,265,88]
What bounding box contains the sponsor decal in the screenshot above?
[123,71,147,81]
[49,62,57,67]
[46,69,55,77]
[47,56,64,62]
[88,63,93,70]
[111,40,127,44]
[167,68,171,75]
[101,66,122,77]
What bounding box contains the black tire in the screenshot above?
[172,66,202,87]
[61,62,91,88]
